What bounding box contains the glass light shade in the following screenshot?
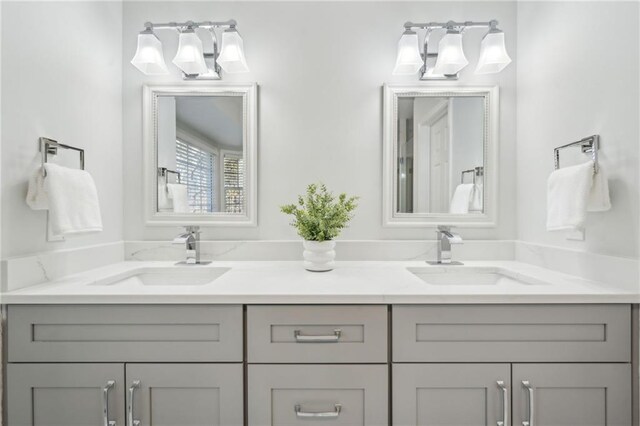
[475,31,512,74]
[172,31,208,75]
[217,29,250,73]
[130,32,169,75]
[392,31,423,75]
[433,32,469,75]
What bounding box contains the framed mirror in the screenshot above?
[143,83,257,226]
[382,85,498,227]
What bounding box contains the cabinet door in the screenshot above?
[393,363,510,426]
[248,364,388,426]
[512,363,631,426]
[126,363,243,426]
[7,363,125,426]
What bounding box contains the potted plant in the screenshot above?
[281,183,359,271]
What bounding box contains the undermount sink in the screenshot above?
[94,267,230,287]
[407,267,550,286]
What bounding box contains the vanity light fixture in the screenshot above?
[131,20,249,80]
[392,19,511,80]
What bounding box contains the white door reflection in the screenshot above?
[396,96,484,214]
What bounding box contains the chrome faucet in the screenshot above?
[432,225,463,265]
[173,226,201,264]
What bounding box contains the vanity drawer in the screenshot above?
[248,364,388,426]
[247,305,387,363]
[393,304,630,362]
[8,305,243,362]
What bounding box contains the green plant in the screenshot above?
[280,183,359,242]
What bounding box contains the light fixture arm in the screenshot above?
[423,29,438,58]
[420,29,439,76]
[208,28,221,76]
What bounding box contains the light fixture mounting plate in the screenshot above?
[182,54,221,80]
[419,73,459,81]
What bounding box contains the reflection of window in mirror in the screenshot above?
[223,152,245,213]
[175,138,217,213]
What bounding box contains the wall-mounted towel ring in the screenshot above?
[38,137,87,242]
[158,167,181,185]
[40,137,85,177]
[461,166,484,184]
[554,135,599,174]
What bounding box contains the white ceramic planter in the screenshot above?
[302,240,336,272]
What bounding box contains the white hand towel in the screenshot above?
[157,182,173,212]
[547,161,609,232]
[449,184,475,214]
[167,183,189,213]
[469,184,483,212]
[26,168,49,210]
[588,167,611,212]
[43,163,103,237]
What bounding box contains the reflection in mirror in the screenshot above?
[156,95,245,214]
[396,96,485,215]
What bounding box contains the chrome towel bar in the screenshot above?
[39,137,85,177]
[554,134,599,173]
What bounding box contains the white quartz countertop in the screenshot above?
[1,260,638,304]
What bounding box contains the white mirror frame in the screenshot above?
[382,84,499,227]
[143,83,258,226]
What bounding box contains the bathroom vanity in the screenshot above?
[2,261,637,426]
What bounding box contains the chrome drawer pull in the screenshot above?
[103,380,116,426]
[128,380,141,426]
[522,381,534,426]
[294,329,342,343]
[497,380,508,426]
[295,404,342,418]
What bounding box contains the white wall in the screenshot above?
[1,1,123,257]
[123,1,517,241]
[516,1,640,258]
[157,96,177,171]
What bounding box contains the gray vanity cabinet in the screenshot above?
[512,363,631,426]
[393,364,510,426]
[6,305,245,426]
[4,303,635,426]
[7,363,125,426]
[126,363,244,426]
